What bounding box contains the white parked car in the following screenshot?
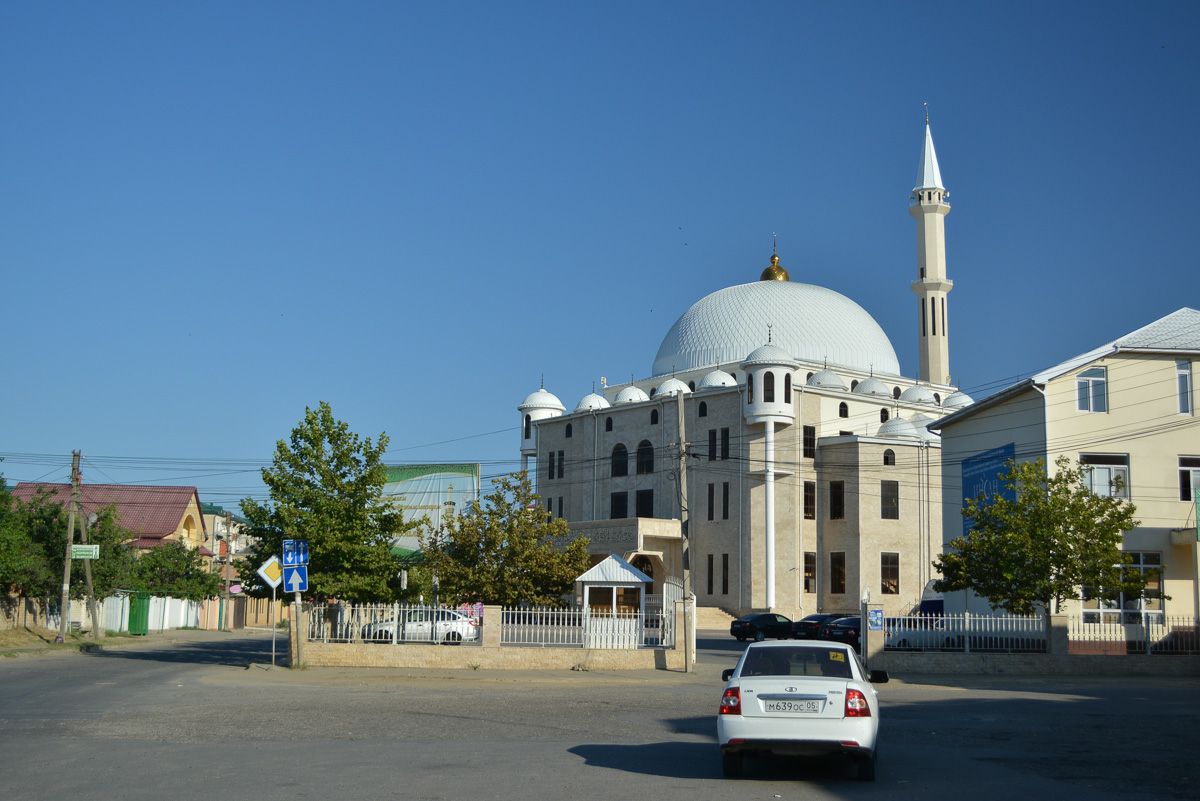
[716,640,887,780]
[361,608,480,644]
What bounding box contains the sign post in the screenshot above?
[256,556,283,667]
[281,540,309,667]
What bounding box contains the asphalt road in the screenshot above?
[0,629,1197,801]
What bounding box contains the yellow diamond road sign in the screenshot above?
[257,555,283,589]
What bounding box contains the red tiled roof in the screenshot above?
[11,483,205,539]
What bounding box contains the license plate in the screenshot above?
[765,699,822,713]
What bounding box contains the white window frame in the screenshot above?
[1177,359,1193,415]
[1080,453,1129,498]
[1076,366,1108,413]
[1081,551,1163,625]
[1179,457,1200,502]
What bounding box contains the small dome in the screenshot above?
[518,388,565,413]
[655,377,692,397]
[698,369,737,389]
[575,393,611,412]
[807,368,847,391]
[852,377,893,398]
[942,391,975,410]
[742,343,798,367]
[759,253,790,282]
[899,384,939,404]
[909,413,941,442]
[877,416,921,439]
[615,385,650,404]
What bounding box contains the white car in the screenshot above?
[361,608,480,644]
[716,640,887,780]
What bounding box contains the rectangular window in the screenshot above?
[610,491,628,519]
[547,450,555,480]
[720,428,730,460]
[557,450,564,479]
[803,481,816,520]
[721,553,729,594]
[829,481,845,520]
[1076,366,1108,412]
[881,552,900,595]
[803,425,816,459]
[1180,457,1200,501]
[721,482,729,520]
[707,483,714,521]
[830,552,846,594]
[1080,453,1130,498]
[546,498,552,513]
[707,554,714,595]
[804,551,816,593]
[1179,360,1193,415]
[881,480,899,519]
[557,496,563,518]
[1082,551,1163,624]
[708,429,717,461]
[635,489,654,518]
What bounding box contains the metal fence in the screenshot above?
[884,613,1047,653]
[1069,615,1199,656]
[307,603,483,646]
[500,606,673,649]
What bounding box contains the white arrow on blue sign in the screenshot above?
[283,565,309,593]
[282,539,309,567]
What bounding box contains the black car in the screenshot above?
[791,613,843,639]
[819,615,862,651]
[730,612,794,642]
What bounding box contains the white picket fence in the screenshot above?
[58,595,201,634]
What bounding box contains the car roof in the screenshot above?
[744,639,853,651]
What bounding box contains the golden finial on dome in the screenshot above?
[759,235,790,281]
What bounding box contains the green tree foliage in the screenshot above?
[0,479,46,598]
[131,541,220,601]
[934,456,1142,615]
[420,472,590,606]
[237,401,417,602]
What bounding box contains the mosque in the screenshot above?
[517,120,973,617]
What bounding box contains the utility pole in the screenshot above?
[675,392,694,673]
[55,451,81,643]
[79,506,103,640]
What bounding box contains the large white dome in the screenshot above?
[652,281,901,377]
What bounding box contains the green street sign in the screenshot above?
[71,544,100,560]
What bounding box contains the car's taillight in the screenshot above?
[845,689,871,717]
[719,687,741,715]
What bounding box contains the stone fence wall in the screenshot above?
[289,602,687,671]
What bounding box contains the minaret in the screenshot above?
[910,109,953,386]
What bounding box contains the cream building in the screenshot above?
[931,308,1200,620]
[517,120,969,618]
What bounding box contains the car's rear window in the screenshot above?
[741,647,853,679]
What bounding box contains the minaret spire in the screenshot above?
[910,110,953,385]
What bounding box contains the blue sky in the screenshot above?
[3,2,1198,507]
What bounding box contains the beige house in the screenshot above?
[931,308,1200,620]
[518,119,965,619]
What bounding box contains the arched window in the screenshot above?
[851,380,859,391]
[880,409,889,423]
[650,409,659,425]
[807,372,814,381]
[688,381,696,391]
[747,374,754,404]
[698,401,707,418]
[523,414,532,439]
[839,402,849,419]
[636,440,654,474]
[565,423,573,438]
[764,372,775,403]
[784,373,792,403]
[611,444,629,477]
[893,387,901,400]
[605,416,613,432]
[933,392,941,404]
[883,449,896,466]
[649,388,656,398]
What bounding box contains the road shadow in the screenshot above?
[568,741,720,779]
[662,714,714,737]
[84,635,286,668]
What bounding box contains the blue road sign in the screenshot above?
[283,565,309,593]
[282,539,309,567]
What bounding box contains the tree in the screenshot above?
[131,541,220,601]
[0,479,45,601]
[934,456,1143,615]
[420,472,590,606]
[237,401,417,602]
